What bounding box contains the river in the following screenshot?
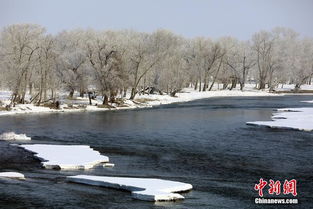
[0,95,312,208]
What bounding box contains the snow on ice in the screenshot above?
[67,175,193,201]
[247,107,313,131]
[0,132,31,141]
[0,172,25,179]
[18,144,109,169]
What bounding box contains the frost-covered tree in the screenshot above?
[55,30,88,98]
[184,38,208,92]
[271,28,313,90]
[34,34,58,104]
[185,38,217,91]
[0,24,45,104]
[156,35,188,96]
[252,30,275,89]
[223,38,255,90]
[0,24,313,105]
[202,41,224,91]
[125,30,172,99]
[292,39,313,90]
[85,30,125,104]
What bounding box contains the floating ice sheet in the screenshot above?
[0,172,25,179]
[67,175,192,201]
[247,107,313,131]
[19,144,109,169]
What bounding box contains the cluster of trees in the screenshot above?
[0,24,312,105]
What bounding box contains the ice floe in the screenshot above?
[302,100,313,103]
[0,132,31,140]
[18,144,109,169]
[0,172,25,179]
[67,175,192,201]
[247,107,313,131]
[103,163,115,168]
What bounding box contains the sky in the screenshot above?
[0,0,312,40]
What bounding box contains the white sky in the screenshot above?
[0,0,312,40]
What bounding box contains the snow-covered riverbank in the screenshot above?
[0,87,281,116]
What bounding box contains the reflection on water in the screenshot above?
[0,95,313,208]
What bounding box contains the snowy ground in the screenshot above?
[246,107,313,131]
[18,144,110,170]
[273,84,313,92]
[67,175,192,201]
[0,84,291,116]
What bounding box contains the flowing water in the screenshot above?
[0,95,312,209]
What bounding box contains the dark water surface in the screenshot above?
[0,95,313,209]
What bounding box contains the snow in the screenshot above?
[67,175,192,201]
[0,132,31,141]
[0,172,25,179]
[103,163,115,167]
[246,107,313,131]
[0,86,282,116]
[274,84,313,92]
[136,88,277,107]
[0,104,60,116]
[18,144,109,170]
[1,83,312,117]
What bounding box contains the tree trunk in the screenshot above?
[123,87,127,98]
[51,89,54,101]
[130,88,136,100]
[103,94,109,105]
[88,92,92,105]
[259,80,266,90]
[240,82,244,91]
[208,57,223,91]
[29,83,33,95]
[194,80,198,90]
[69,89,74,98]
[110,91,116,103]
[241,56,247,91]
[202,71,208,91]
[43,70,47,101]
[230,78,237,90]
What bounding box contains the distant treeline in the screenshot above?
[0,24,312,105]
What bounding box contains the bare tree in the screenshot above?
[0,24,45,104]
[126,30,171,100]
[35,35,56,104]
[224,38,255,90]
[252,31,275,90]
[86,30,125,105]
[55,30,88,98]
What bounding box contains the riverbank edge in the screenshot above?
[0,89,288,117]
